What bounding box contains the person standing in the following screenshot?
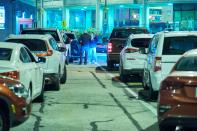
[78,30,91,64]
[89,32,98,64]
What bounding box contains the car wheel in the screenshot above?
[66,50,70,65]
[54,69,60,91]
[119,66,128,82]
[142,76,149,90]
[60,65,67,84]
[159,124,175,131]
[35,77,45,102]
[107,60,114,70]
[0,108,10,131]
[148,75,158,100]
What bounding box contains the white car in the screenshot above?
[0,42,45,101]
[143,31,197,99]
[6,34,67,90]
[119,34,153,82]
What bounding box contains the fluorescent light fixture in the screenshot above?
[168,3,173,6]
[120,5,124,8]
[22,12,25,18]
[83,6,87,9]
[75,16,79,22]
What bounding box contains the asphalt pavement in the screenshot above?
[11,53,159,131]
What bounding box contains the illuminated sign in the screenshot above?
[0,6,5,29]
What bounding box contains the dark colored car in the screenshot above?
[158,49,197,131]
[96,37,108,53]
[0,76,31,130]
[64,32,80,62]
[107,26,149,68]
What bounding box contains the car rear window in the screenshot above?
[163,36,197,55]
[110,28,149,38]
[175,56,197,71]
[6,39,47,51]
[21,30,60,42]
[131,38,151,48]
[0,48,12,61]
[66,33,75,39]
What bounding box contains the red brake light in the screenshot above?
[124,48,139,53]
[108,43,112,53]
[154,57,161,72]
[0,71,20,80]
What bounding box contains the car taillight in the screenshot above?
[108,43,112,53]
[36,50,53,57]
[0,71,20,80]
[124,48,139,53]
[154,57,161,72]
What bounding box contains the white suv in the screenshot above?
[6,34,67,90]
[119,34,153,82]
[143,31,197,99]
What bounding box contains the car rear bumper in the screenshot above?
[107,53,119,64]
[159,116,197,128]
[123,68,144,75]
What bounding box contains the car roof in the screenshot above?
[0,42,24,49]
[129,34,154,39]
[7,34,52,41]
[157,31,197,37]
[183,49,197,57]
[113,26,148,30]
[22,28,58,31]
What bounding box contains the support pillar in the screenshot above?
[108,7,114,33]
[96,0,101,31]
[86,10,92,29]
[141,0,149,29]
[62,7,70,29]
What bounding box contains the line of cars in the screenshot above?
[0,28,69,130]
[107,28,197,130]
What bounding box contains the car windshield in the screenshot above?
[21,30,60,42]
[0,48,12,61]
[110,28,149,38]
[131,38,151,48]
[66,33,75,39]
[6,39,47,51]
[163,36,197,55]
[175,56,197,71]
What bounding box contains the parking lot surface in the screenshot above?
[11,61,158,131]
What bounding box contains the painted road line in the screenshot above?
[96,63,157,116]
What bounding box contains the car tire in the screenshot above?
[148,74,158,100]
[54,71,60,91]
[0,108,10,131]
[159,124,175,131]
[35,77,45,102]
[60,65,67,84]
[107,60,114,70]
[142,76,149,90]
[119,66,128,82]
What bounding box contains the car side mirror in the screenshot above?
[58,47,66,52]
[37,57,46,63]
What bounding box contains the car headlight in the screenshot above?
[7,83,29,99]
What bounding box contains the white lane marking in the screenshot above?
[96,63,157,116]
